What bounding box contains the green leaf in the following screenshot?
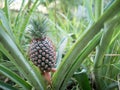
[94,0,103,20]
[18,0,40,43]
[105,82,118,90]
[4,0,10,23]
[74,70,92,90]
[0,64,32,90]
[0,80,17,90]
[112,63,120,71]
[0,10,12,36]
[84,0,95,22]
[94,15,120,89]
[56,37,68,68]
[110,25,120,45]
[13,0,26,28]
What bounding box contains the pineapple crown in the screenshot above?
[29,15,49,39]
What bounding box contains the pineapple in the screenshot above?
[28,16,56,83]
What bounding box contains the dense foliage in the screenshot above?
[0,0,120,90]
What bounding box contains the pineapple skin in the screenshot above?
[29,37,56,73]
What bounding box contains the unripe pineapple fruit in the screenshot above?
[28,16,56,74]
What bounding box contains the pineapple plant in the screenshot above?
[28,15,56,83]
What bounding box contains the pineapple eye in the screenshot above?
[35,52,38,55]
[49,56,53,61]
[33,49,37,52]
[42,47,46,50]
[38,55,42,58]
[39,44,43,47]
[41,62,45,66]
[39,50,42,53]
[45,50,48,53]
[45,54,49,58]
[42,52,46,56]
[45,65,48,69]
[38,59,41,63]
[36,47,40,49]
[45,59,49,63]
[49,62,51,65]
[42,57,45,61]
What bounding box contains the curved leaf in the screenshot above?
[74,69,92,90]
[0,64,32,90]
[0,80,17,90]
